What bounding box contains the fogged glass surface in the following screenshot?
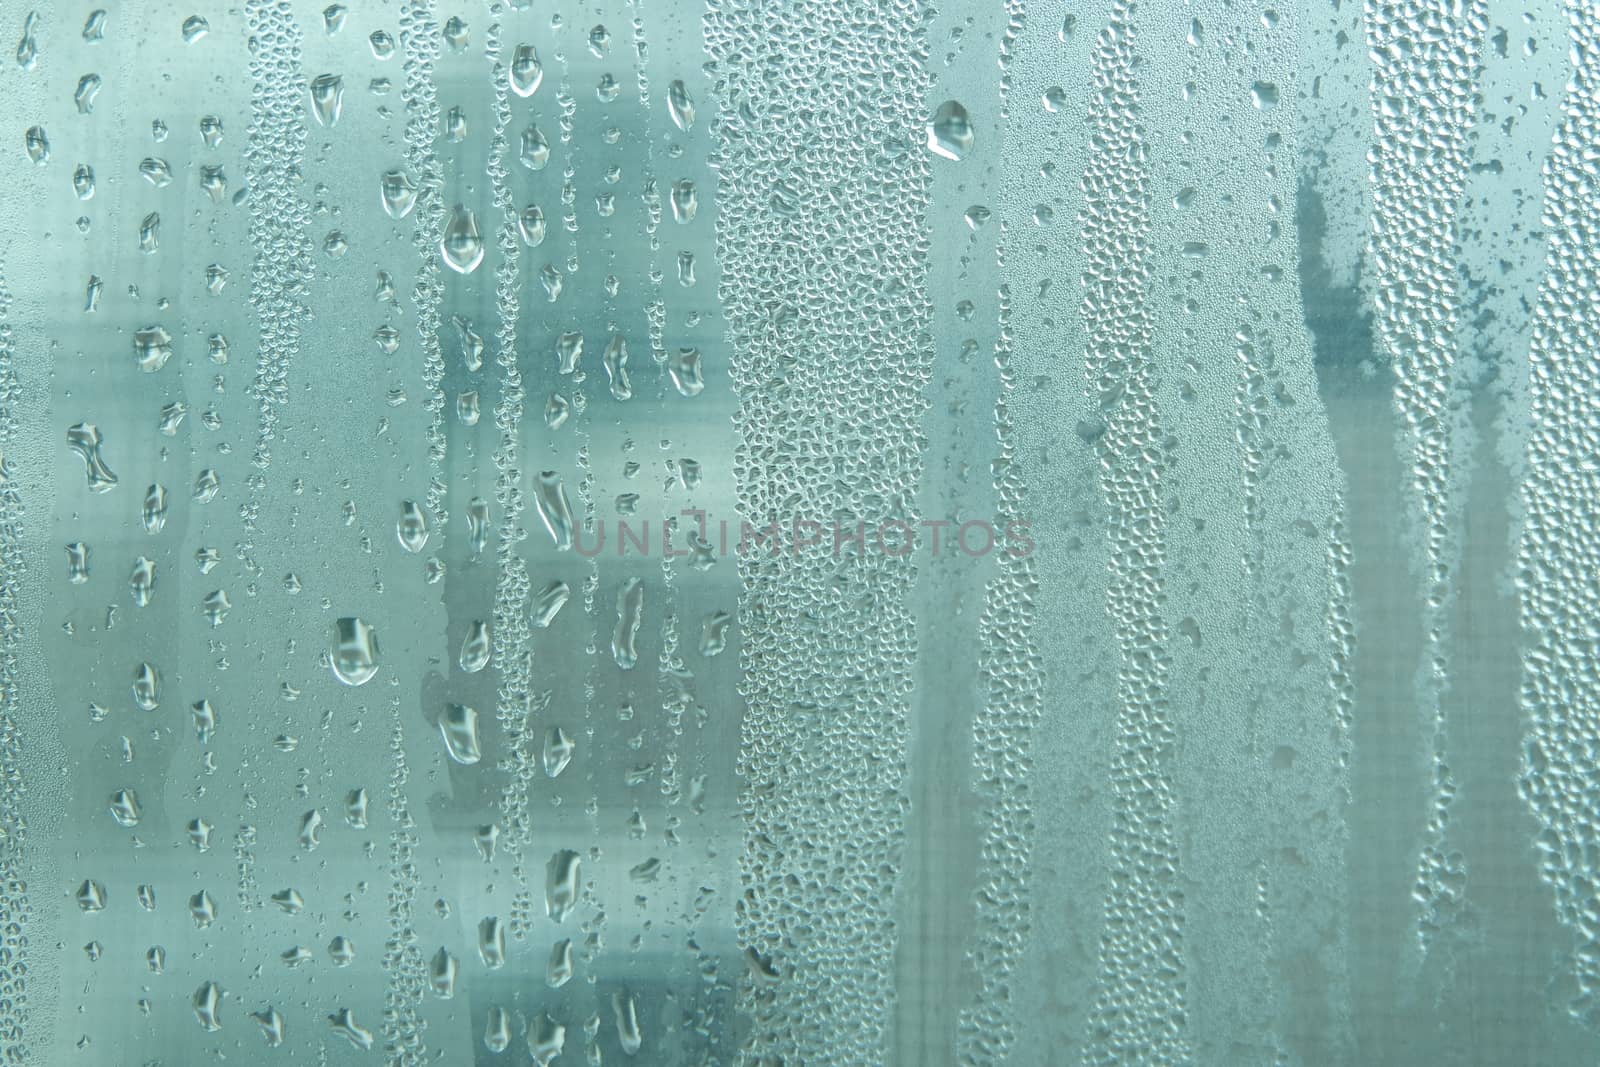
[0,0,1597,1063]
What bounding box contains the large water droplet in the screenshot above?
[440,703,482,764]
[309,73,344,127]
[330,617,379,685]
[380,169,417,219]
[546,850,580,922]
[440,204,484,273]
[509,44,543,97]
[612,577,643,669]
[928,100,973,161]
[667,79,695,131]
[534,472,574,550]
[459,620,490,673]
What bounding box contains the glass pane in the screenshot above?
[0,0,1596,1063]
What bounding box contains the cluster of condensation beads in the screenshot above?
[0,273,31,1062]
[1364,0,1487,941]
[1079,5,1190,1064]
[703,0,933,1061]
[957,4,1045,1064]
[243,0,312,496]
[399,0,448,532]
[1519,0,1600,1028]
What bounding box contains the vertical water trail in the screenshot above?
[951,3,1047,1063]
[703,0,934,1060]
[1078,4,1190,1063]
[1363,0,1487,956]
[1519,0,1600,1030]
[1136,2,1354,1060]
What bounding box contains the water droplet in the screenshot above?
[380,169,417,218]
[368,29,395,59]
[928,100,973,160]
[670,179,698,223]
[200,165,227,202]
[543,726,575,777]
[531,1013,567,1064]
[612,577,643,669]
[544,392,570,429]
[192,981,222,1032]
[323,4,346,33]
[299,809,323,850]
[181,15,208,43]
[309,74,344,127]
[603,333,632,399]
[67,423,118,491]
[699,609,732,656]
[75,74,102,115]
[130,557,156,606]
[520,124,550,170]
[556,331,583,374]
[532,580,570,627]
[443,16,468,50]
[667,79,695,130]
[459,620,490,673]
[109,788,142,827]
[1251,81,1280,110]
[135,488,168,540]
[192,699,216,743]
[540,263,564,301]
[330,617,379,685]
[77,880,107,911]
[16,11,38,68]
[24,125,49,165]
[132,661,160,710]
[397,500,429,553]
[65,542,90,583]
[345,787,368,828]
[613,991,642,1055]
[193,468,220,503]
[510,44,543,97]
[440,204,484,273]
[668,347,704,396]
[430,947,458,997]
[484,1007,511,1053]
[190,889,216,926]
[534,472,574,550]
[546,849,580,922]
[440,703,482,764]
[444,105,467,141]
[328,1008,373,1051]
[467,497,490,558]
[546,939,574,987]
[518,204,546,247]
[252,1008,285,1047]
[1042,86,1067,112]
[73,163,95,199]
[478,916,505,967]
[138,212,161,255]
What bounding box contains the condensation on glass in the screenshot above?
[0,0,1598,1063]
